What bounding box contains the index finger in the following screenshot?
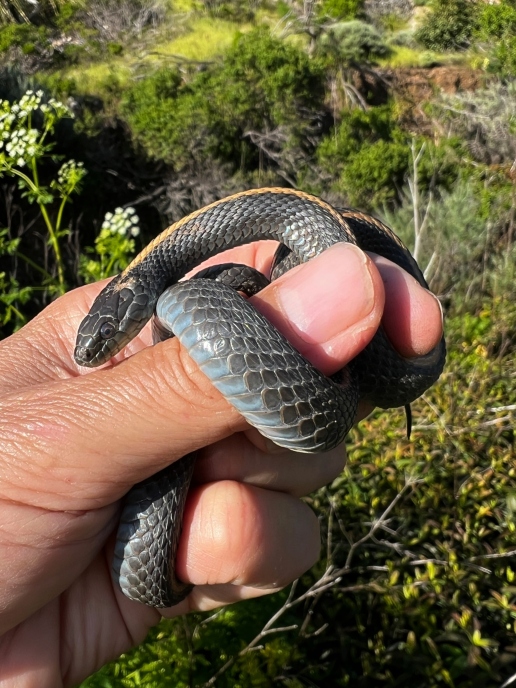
[0,242,280,394]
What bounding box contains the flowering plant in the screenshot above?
[0,89,85,293]
[0,90,139,330]
[79,206,141,283]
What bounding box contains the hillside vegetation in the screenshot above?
[0,1,515,686]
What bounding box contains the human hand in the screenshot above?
[0,241,442,686]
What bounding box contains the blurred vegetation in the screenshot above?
[0,0,515,686]
[415,0,478,51]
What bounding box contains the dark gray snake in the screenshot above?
[74,188,446,608]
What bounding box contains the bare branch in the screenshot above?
[470,549,516,562]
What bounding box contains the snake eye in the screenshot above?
[100,322,117,340]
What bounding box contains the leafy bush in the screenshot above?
[121,29,325,170]
[476,1,516,41]
[0,23,48,54]
[415,0,478,51]
[474,1,516,75]
[318,20,390,63]
[389,28,417,47]
[340,137,409,206]
[317,105,412,207]
[318,105,397,169]
[317,0,365,20]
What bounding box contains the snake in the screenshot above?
[74,188,446,608]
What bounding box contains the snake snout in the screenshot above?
[74,342,96,366]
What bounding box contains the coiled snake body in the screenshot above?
[74,188,445,608]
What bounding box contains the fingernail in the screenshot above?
[433,292,444,326]
[276,243,375,344]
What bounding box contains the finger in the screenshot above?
[252,244,443,376]
[186,239,279,277]
[156,480,321,616]
[251,243,384,375]
[0,280,117,393]
[0,241,281,392]
[194,432,347,498]
[370,255,443,358]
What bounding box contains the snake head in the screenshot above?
[74,276,156,367]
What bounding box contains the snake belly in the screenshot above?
[74,188,446,608]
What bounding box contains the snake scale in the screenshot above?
[74,188,446,608]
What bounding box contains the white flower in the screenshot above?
[101,206,141,237]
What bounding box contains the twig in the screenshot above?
[343,479,419,570]
[470,549,516,562]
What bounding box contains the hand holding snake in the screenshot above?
[0,192,443,686]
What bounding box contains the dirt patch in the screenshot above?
[376,66,486,134]
[380,66,484,100]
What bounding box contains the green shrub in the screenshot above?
[340,137,410,206]
[120,29,325,170]
[38,74,79,99]
[474,2,516,75]
[317,105,397,169]
[318,20,389,63]
[476,1,516,40]
[317,105,411,206]
[55,0,85,29]
[415,0,478,51]
[491,35,516,75]
[317,0,365,20]
[0,24,46,54]
[388,29,417,48]
[107,42,123,56]
[119,67,189,163]
[317,105,461,208]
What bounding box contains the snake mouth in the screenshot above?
[74,340,100,367]
[74,336,127,367]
